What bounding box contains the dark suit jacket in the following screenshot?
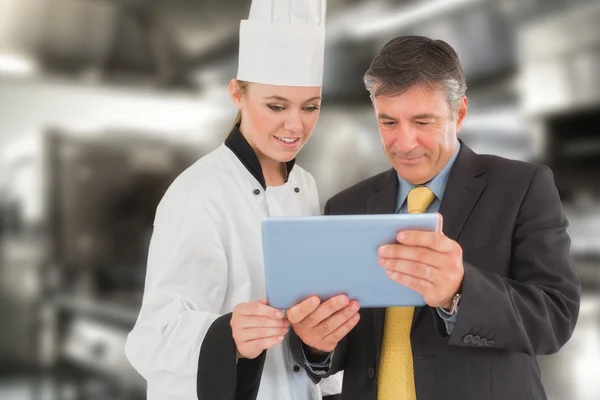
[290,142,581,400]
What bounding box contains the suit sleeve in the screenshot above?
[447,165,581,356]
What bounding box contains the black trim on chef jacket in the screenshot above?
[197,125,302,400]
[197,313,267,400]
[225,124,296,190]
[197,314,342,400]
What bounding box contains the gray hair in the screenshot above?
[363,36,467,117]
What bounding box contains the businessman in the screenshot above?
[286,36,581,399]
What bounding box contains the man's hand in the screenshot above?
[231,299,289,360]
[286,295,360,353]
[378,215,463,309]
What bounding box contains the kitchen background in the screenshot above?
[0,0,599,399]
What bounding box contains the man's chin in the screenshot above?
[395,167,432,185]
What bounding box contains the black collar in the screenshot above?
[224,124,296,190]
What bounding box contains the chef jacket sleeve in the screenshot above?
[125,196,230,399]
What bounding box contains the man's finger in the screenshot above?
[378,244,443,269]
[395,231,454,253]
[286,296,321,324]
[379,259,437,285]
[386,270,434,295]
[313,301,360,339]
[323,312,361,344]
[301,295,350,328]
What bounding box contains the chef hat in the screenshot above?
[236,0,327,87]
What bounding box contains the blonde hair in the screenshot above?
[232,80,250,129]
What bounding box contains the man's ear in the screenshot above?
[455,96,468,133]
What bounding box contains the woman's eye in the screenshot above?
[303,106,320,112]
[268,105,285,112]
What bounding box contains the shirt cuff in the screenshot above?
[436,306,459,335]
[302,345,333,377]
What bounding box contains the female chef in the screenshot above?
[125,1,343,399]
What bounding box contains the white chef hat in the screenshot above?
[236,0,327,87]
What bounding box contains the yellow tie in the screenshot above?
[377,186,435,400]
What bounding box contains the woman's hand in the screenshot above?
[231,298,289,359]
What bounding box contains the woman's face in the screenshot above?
[230,79,322,163]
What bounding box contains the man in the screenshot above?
[285,36,581,399]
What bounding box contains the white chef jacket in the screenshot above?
[125,128,342,400]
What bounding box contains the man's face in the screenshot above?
[373,84,467,184]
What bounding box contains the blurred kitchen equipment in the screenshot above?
[46,131,199,294]
[0,128,203,398]
[518,1,600,287]
[46,129,202,397]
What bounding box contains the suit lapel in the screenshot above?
[366,169,398,368]
[366,169,398,215]
[413,141,487,323]
[438,142,487,242]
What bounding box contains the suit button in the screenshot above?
[253,189,260,195]
[294,187,300,193]
[463,334,474,344]
[293,365,300,372]
[368,366,375,379]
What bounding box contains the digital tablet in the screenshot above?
[262,213,441,310]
